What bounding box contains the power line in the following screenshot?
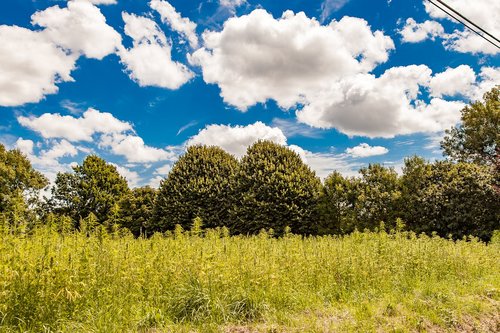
[427,0,500,50]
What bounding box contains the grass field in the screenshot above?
[0,226,499,332]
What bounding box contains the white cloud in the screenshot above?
[190,9,394,110]
[186,121,287,157]
[150,0,199,48]
[79,0,117,5]
[112,163,141,188]
[220,0,246,8]
[399,18,444,43]
[424,0,500,55]
[31,0,122,59]
[320,0,350,22]
[296,64,468,138]
[429,65,476,98]
[155,163,172,176]
[18,108,133,142]
[0,25,77,107]
[345,143,389,157]
[15,138,35,156]
[42,140,78,161]
[15,138,78,182]
[100,133,176,163]
[147,175,164,188]
[119,12,193,89]
[471,67,500,101]
[302,150,362,179]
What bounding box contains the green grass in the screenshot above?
[0,226,499,332]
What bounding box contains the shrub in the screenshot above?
[230,141,321,235]
[154,145,239,231]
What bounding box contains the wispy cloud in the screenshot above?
[177,120,198,135]
[271,118,322,138]
[320,0,350,22]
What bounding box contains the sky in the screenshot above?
[0,0,498,188]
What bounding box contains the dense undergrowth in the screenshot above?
[0,226,499,332]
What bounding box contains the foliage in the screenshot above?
[49,155,130,226]
[118,186,157,237]
[0,226,498,332]
[317,171,358,234]
[352,164,402,232]
[441,86,499,167]
[0,143,48,228]
[155,145,239,230]
[230,141,322,235]
[401,156,499,240]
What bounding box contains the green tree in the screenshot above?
[317,171,358,235]
[230,141,322,235]
[0,144,48,228]
[118,186,157,237]
[401,157,499,240]
[353,164,402,231]
[441,86,499,168]
[50,155,129,226]
[154,145,238,231]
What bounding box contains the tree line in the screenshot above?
[1,87,498,240]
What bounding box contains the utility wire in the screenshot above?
[426,0,500,50]
[432,0,500,44]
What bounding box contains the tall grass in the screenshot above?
[0,226,498,332]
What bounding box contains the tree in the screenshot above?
[441,86,499,168]
[154,145,239,231]
[0,144,48,228]
[352,164,402,231]
[50,155,129,226]
[317,171,358,235]
[118,186,157,237]
[401,157,499,241]
[230,141,322,235]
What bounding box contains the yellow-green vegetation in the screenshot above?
[1,226,499,333]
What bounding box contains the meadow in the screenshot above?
[0,226,499,332]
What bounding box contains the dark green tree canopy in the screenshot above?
[230,140,322,235]
[0,144,48,224]
[317,171,358,235]
[441,86,499,167]
[50,155,130,225]
[351,164,401,231]
[118,186,157,237]
[154,145,239,230]
[401,156,498,240]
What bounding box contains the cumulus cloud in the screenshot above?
[31,0,122,59]
[150,0,199,48]
[296,64,473,138]
[17,108,132,142]
[424,0,500,55]
[190,9,394,110]
[100,133,176,163]
[345,143,389,157]
[15,138,35,156]
[119,13,193,89]
[15,138,78,182]
[429,65,476,98]
[186,121,287,157]
[399,18,444,43]
[0,26,77,107]
[112,163,141,188]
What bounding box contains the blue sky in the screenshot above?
[0,0,498,187]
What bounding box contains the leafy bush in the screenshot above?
[230,141,321,235]
[155,145,239,230]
